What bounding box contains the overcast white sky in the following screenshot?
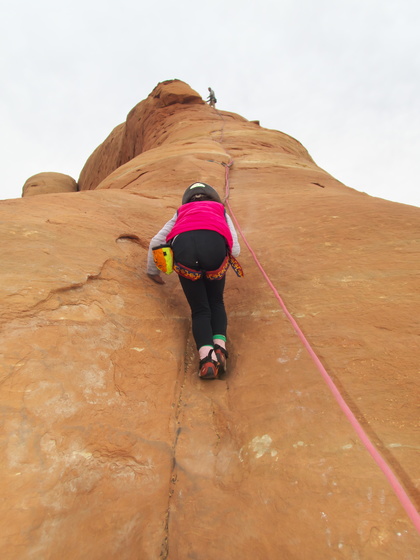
[1,0,419,207]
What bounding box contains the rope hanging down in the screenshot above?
[223,159,420,534]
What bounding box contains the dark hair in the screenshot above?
[190,193,211,202]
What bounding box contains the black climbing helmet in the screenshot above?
[182,182,222,205]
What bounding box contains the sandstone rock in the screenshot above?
[1,80,419,559]
[78,80,205,192]
[77,123,126,192]
[22,172,78,197]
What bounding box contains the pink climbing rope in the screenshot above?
[223,160,420,533]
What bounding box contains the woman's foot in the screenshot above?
[214,344,228,375]
[198,349,219,379]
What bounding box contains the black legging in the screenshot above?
[172,230,227,349]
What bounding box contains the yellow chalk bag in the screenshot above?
[152,244,174,275]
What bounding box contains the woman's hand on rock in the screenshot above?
[147,273,165,285]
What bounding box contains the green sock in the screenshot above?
[213,335,226,348]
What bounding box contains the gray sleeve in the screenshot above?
[226,214,240,257]
[146,214,177,275]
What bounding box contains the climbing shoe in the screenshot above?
[198,350,219,380]
[214,344,228,375]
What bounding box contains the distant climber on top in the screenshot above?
[207,87,217,108]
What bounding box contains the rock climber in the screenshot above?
[207,87,217,108]
[147,182,241,379]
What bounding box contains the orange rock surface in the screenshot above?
[22,172,78,196]
[2,79,419,559]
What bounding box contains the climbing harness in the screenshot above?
[204,255,230,281]
[173,261,202,281]
[222,159,420,534]
[227,253,244,277]
[174,253,243,282]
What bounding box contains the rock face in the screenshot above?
[1,79,419,559]
[78,80,206,192]
[22,172,78,196]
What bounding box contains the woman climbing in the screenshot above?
[147,182,241,379]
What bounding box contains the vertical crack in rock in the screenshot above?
[160,336,191,559]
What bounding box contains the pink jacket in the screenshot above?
[166,201,233,251]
